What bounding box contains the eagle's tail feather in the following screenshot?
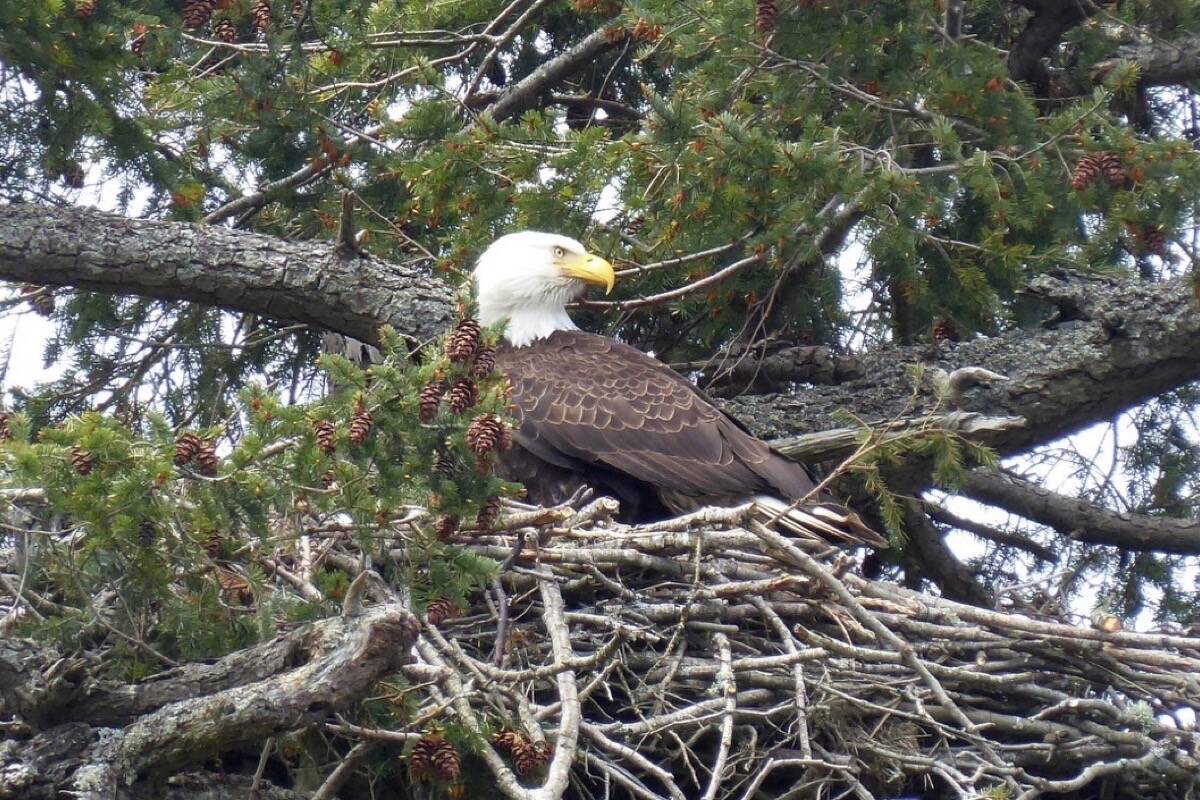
[752,495,888,548]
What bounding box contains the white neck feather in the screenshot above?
[477,274,583,348]
[494,307,578,347]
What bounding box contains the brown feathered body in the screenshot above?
[495,331,884,547]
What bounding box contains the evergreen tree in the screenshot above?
[2,1,1200,797]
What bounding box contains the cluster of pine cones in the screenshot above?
[493,731,553,777]
[408,732,461,783]
[419,318,497,421]
[180,0,272,36]
[175,432,219,477]
[1071,151,1126,191]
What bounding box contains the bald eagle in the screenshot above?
[476,231,885,548]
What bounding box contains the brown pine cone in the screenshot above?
[213,17,237,42]
[182,0,215,30]
[75,0,98,20]
[20,285,54,317]
[755,0,777,35]
[475,496,501,530]
[410,734,459,782]
[201,531,223,558]
[312,419,336,455]
[465,414,504,457]
[1143,226,1168,256]
[446,319,481,363]
[250,0,271,33]
[349,400,373,445]
[216,567,253,605]
[447,378,477,414]
[472,345,496,379]
[0,411,11,442]
[195,440,219,477]
[175,432,203,466]
[321,469,337,489]
[931,318,960,345]
[431,739,462,782]
[418,380,444,422]
[131,23,148,56]
[434,515,459,540]
[1071,153,1100,191]
[1097,151,1125,188]
[71,446,94,476]
[426,597,460,625]
[497,425,513,452]
[432,450,458,479]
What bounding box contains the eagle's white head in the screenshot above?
[474,231,615,347]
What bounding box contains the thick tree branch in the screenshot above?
[0,604,418,798]
[1007,0,1096,91]
[485,28,626,124]
[1093,32,1200,86]
[0,204,454,346]
[736,270,1200,465]
[960,467,1200,554]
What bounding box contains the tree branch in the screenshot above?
[1093,31,1200,87]
[960,467,1200,554]
[485,28,626,124]
[0,204,454,346]
[734,270,1200,466]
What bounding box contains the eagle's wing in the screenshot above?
[496,330,817,501]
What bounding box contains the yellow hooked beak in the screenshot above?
[560,251,615,295]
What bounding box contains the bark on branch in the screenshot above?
[0,604,419,798]
[1094,31,1200,86]
[734,270,1200,465]
[961,467,1200,554]
[0,204,454,346]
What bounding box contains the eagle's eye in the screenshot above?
[553,246,566,258]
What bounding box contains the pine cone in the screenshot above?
[466,414,504,457]
[410,734,459,782]
[434,515,458,540]
[426,597,460,625]
[182,0,215,30]
[195,440,219,477]
[349,399,373,445]
[1143,226,1168,256]
[419,380,444,422]
[0,411,11,442]
[250,0,271,33]
[432,740,462,782]
[495,731,549,777]
[475,496,501,531]
[213,17,237,42]
[472,345,496,378]
[75,0,98,20]
[1071,153,1100,191]
[312,419,336,456]
[131,23,148,56]
[432,450,458,480]
[175,432,203,466]
[1097,151,1125,188]
[447,378,477,414]
[497,425,513,452]
[755,0,777,35]
[321,469,337,489]
[202,531,223,558]
[447,319,481,363]
[931,318,960,345]
[20,285,54,317]
[625,215,645,235]
[71,446,94,476]
[216,567,253,604]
